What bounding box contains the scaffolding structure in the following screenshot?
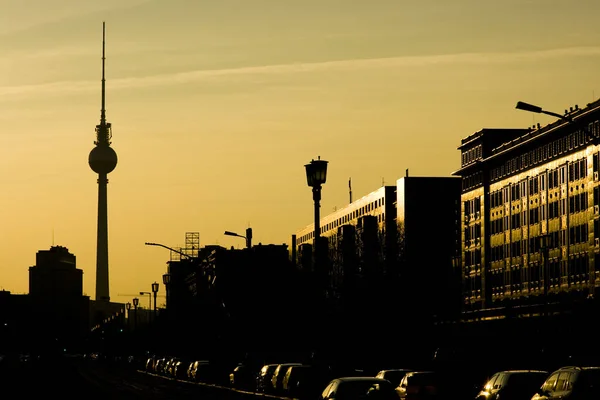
[169,232,200,261]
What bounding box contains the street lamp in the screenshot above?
[132,297,139,330]
[145,242,193,259]
[126,302,131,330]
[515,101,572,122]
[305,156,328,291]
[305,156,328,248]
[224,228,252,248]
[151,282,159,318]
[163,273,171,309]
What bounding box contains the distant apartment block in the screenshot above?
[294,177,461,320]
[453,99,600,314]
[295,185,397,290]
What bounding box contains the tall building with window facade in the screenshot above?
[453,99,600,316]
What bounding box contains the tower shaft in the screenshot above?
[95,173,110,301]
[89,22,117,302]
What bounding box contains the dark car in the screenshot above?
[476,370,548,400]
[229,364,254,390]
[376,369,413,388]
[322,377,399,400]
[531,366,600,400]
[256,364,279,392]
[283,364,322,398]
[397,371,441,400]
[270,363,302,394]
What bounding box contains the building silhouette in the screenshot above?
[453,99,600,318]
[395,176,462,323]
[29,245,83,297]
[294,175,461,360]
[29,246,90,346]
[0,246,91,354]
[156,237,300,359]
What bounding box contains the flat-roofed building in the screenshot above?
[453,99,600,317]
[295,185,398,300]
[396,176,462,323]
[295,176,462,322]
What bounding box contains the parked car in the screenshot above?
[270,363,302,394]
[531,366,600,400]
[321,377,398,400]
[188,360,211,382]
[282,364,322,398]
[173,358,192,380]
[475,370,548,400]
[256,363,279,392]
[229,363,254,390]
[375,369,413,388]
[397,371,441,400]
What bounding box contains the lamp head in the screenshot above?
[132,297,139,308]
[304,157,328,187]
[516,101,542,113]
[162,273,171,285]
[152,281,159,293]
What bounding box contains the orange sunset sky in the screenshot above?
[1,0,600,304]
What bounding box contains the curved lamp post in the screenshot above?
[224,228,252,248]
[145,242,192,259]
[516,101,573,122]
[145,241,191,312]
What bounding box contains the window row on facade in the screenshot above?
[465,253,594,302]
[489,127,592,183]
[297,197,387,244]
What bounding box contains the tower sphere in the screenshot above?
[89,146,118,174]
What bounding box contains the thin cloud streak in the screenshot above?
[1,46,600,98]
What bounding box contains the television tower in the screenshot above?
[88,22,118,302]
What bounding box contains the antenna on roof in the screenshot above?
[349,177,352,203]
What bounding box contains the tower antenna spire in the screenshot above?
[101,21,106,126]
